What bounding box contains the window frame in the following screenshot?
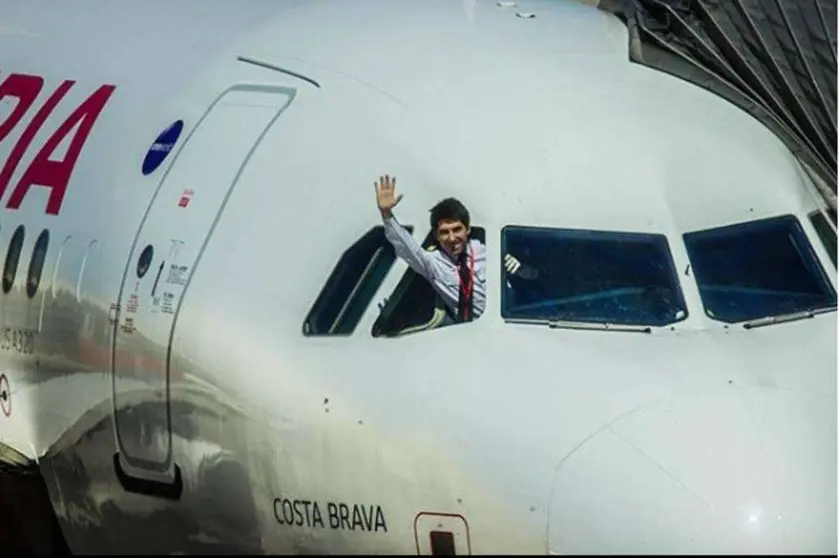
[500,224,689,327]
[683,213,837,324]
[302,225,406,337]
[371,229,438,338]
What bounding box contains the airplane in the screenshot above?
[0,0,836,554]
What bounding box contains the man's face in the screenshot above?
[435,219,470,259]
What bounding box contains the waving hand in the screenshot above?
[374,174,403,218]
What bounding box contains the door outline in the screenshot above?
[414,512,472,555]
[111,83,298,498]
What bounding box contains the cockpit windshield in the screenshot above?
[683,214,837,323]
[501,226,688,327]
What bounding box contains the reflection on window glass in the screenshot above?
[809,210,837,268]
[26,229,49,298]
[3,225,24,294]
[501,226,687,326]
[684,215,836,323]
[303,226,402,336]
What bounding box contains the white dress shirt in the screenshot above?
[382,215,487,319]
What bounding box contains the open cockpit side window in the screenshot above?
[302,225,405,336]
[501,225,687,327]
[683,214,837,324]
[372,227,486,338]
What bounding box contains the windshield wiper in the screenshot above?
[549,320,652,333]
[506,318,652,333]
[742,306,837,330]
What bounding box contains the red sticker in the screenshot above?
[178,188,194,207]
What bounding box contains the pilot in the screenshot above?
[375,174,486,324]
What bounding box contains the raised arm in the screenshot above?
[375,174,435,279]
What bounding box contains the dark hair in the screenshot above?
[429,197,470,231]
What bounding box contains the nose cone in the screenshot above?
[548,387,836,554]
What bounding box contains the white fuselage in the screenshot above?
[0,0,835,554]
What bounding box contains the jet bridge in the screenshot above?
[594,0,837,215]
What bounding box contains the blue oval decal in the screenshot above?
[142,120,184,176]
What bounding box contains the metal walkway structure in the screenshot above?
[595,0,837,215]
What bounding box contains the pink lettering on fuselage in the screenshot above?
[0,71,116,215]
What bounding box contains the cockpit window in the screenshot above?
[303,225,402,336]
[501,226,687,327]
[372,227,486,338]
[683,214,837,323]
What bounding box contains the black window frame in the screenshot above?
[683,214,837,323]
[499,224,689,327]
[302,225,405,337]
